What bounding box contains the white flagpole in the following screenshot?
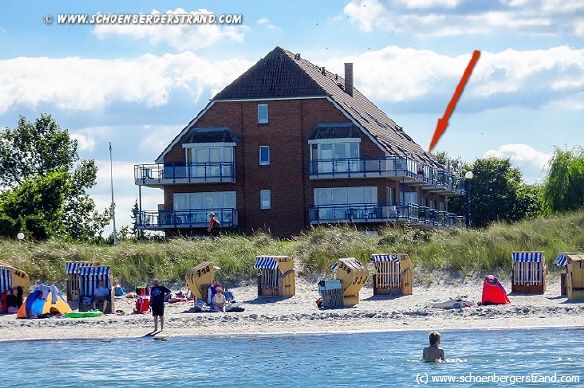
[109,141,117,245]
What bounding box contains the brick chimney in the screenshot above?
[344,63,353,97]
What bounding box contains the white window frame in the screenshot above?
[308,138,361,160]
[314,186,377,206]
[182,143,235,178]
[259,146,270,165]
[258,104,268,124]
[260,190,271,210]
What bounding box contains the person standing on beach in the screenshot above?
[150,279,171,332]
[207,212,220,237]
[423,331,445,361]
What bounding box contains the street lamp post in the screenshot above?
[109,142,117,245]
[465,171,473,228]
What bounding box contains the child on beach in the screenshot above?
[211,285,227,312]
[423,331,445,362]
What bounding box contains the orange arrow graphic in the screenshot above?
[428,50,481,153]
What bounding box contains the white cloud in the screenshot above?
[324,46,466,101]
[70,133,96,151]
[93,9,248,52]
[0,45,581,119]
[344,0,584,36]
[483,144,552,183]
[0,52,253,114]
[256,18,280,31]
[322,45,584,112]
[137,125,183,160]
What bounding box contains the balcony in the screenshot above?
[136,208,238,230]
[309,156,419,181]
[309,202,464,228]
[134,162,235,187]
[309,156,465,195]
[421,166,465,194]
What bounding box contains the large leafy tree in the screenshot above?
[541,147,584,214]
[0,114,109,240]
[449,157,540,228]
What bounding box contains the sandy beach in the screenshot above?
[1,272,583,341]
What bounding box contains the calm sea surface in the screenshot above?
[2,327,583,387]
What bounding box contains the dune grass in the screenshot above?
[1,211,582,289]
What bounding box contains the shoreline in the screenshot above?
[2,323,583,344]
[2,274,584,342]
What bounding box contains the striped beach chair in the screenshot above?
[511,251,546,294]
[0,262,30,293]
[254,256,295,297]
[78,266,114,313]
[371,254,400,294]
[554,253,571,296]
[0,267,12,295]
[65,261,99,302]
[370,254,413,296]
[566,254,584,300]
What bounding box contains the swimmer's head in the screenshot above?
[429,331,441,346]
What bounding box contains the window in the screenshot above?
[309,140,360,173]
[258,104,268,124]
[386,188,395,205]
[314,186,377,221]
[403,192,417,205]
[260,190,271,209]
[173,191,237,224]
[259,146,270,165]
[314,186,377,206]
[184,144,235,178]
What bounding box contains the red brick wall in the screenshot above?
[160,97,447,237]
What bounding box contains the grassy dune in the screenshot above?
[1,211,582,288]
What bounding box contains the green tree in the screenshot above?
[0,114,109,240]
[448,157,540,228]
[130,199,143,238]
[541,147,584,214]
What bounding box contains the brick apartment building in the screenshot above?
[134,46,465,237]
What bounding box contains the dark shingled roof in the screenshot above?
[185,127,239,144]
[213,46,440,167]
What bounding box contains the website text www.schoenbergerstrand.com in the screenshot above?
[44,13,243,25]
[415,372,580,385]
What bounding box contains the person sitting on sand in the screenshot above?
[211,285,227,312]
[423,331,445,362]
[6,286,23,314]
[93,280,110,313]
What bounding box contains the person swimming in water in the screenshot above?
[423,331,445,361]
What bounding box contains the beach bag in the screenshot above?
[114,286,126,297]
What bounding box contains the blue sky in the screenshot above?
[1,0,583,236]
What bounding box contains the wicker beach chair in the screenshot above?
[78,266,114,313]
[511,251,546,294]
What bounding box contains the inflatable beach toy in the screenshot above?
[65,310,104,318]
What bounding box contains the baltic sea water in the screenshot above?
[2,327,583,387]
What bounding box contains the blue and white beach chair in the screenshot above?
[511,251,546,294]
[78,266,114,313]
